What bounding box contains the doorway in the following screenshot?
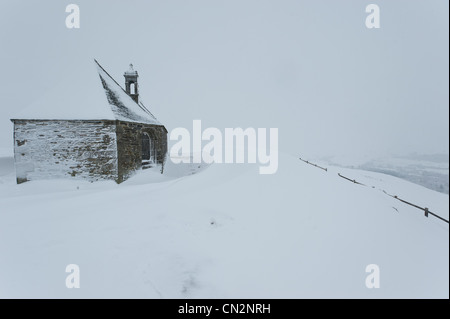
[142,132,156,168]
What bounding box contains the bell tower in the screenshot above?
[124,63,139,103]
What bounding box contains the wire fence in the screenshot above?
[337,172,448,224]
[298,158,327,171]
[298,155,448,225]
[383,191,449,224]
[338,173,366,186]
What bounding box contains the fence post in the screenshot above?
[424,207,429,218]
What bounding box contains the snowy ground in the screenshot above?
[321,154,449,195]
[0,153,448,298]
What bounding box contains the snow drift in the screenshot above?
[0,153,448,298]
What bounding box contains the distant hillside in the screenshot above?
[359,154,449,195]
[322,154,449,195]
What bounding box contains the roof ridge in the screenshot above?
[94,59,162,123]
[94,59,129,97]
[94,59,163,126]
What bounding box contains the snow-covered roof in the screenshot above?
[95,60,162,125]
[12,59,163,127]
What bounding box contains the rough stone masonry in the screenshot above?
[12,119,167,184]
[11,60,168,184]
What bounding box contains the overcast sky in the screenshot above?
[0,0,448,160]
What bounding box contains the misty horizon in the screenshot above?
[0,0,448,161]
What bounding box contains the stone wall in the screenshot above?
[116,121,167,183]
[12,120,118,184]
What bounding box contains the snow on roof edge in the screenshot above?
[11,59,166,129]
[94,59,165,127]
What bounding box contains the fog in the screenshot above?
[0,0,448,160]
